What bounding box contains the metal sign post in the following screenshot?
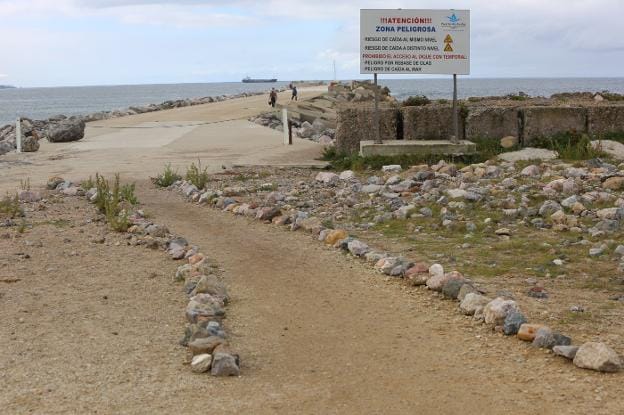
[452,74,459,143]
[15,118,22,153]
[373,73,381,144]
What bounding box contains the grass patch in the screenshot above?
[531,132,606,160]
[0,193,23,220]
[153,163,182,188]
[186,160,210,189]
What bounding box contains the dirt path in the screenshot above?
[1,185,620,414]
[134,183,620,414]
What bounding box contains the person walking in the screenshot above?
[269,88,277,108]
[291,85,298,101]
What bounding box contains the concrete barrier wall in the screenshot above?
[521,107,587,145]
[335,106,399,155]
[587,106,624,137]
[465,107,519,141]
[402,106,464,140]
[336,103,624,155]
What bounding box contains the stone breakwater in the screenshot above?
[163,156,624,373]
[35,177,241,376]
[0,90,272,156]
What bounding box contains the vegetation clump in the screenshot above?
[402,95,431,107]
[153,164,182,188]
[94,173,138,232]
[186,160,210,189]
[0,193,23,220]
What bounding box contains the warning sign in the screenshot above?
[360,9,470,75]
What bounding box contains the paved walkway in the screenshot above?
[0,87,326,194]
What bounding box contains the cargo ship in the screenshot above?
[242,77,277,83]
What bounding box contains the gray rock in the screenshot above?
[553,345,580,360]
[347,239,370,257]
[46,118,86,142]
[539,200,562,217]
[191,275,229,303]
[503,311,527,335]
[573,342,622,372]
[441,279,466,300]
[459,293,491,316]
[211,352,240,376]
[531,327,572,349]
[146,224,169,238]
[21,135,40,152]
[484,297,519,325]
[457,283,478,301]
[360,184,383,194]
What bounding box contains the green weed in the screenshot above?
[94,173,136,232]
[186,160,210,189]
[153,163,182,188]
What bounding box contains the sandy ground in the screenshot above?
[0,185,622,414]
[0,87,326,194]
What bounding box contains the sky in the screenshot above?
[0,0,623,87]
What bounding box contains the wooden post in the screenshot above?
[288,120,293,145]
[282,108,290,145]
[15,118,22,153]
[373,73,381,144]
[452,74,459,144]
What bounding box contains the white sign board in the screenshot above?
[360,9,470,75]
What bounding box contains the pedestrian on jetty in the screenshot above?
[269,88,277,107]
[291,85,298,101]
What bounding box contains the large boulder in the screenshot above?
[573,342,622,373]
[46,118,86,143]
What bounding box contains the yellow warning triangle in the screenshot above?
[444,43,454,52]
[444,34,453,43]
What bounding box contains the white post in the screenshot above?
[15,118,22,153]
[282,108,289,145]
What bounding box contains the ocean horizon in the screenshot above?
[1,77,624,126]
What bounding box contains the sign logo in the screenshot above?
[441,11,467,30]
[447,13,460,24]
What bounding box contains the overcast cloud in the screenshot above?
[0,0,622,86]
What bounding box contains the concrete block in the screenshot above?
[465,107,519,141]
[360,140,476,157]
[522,107,587,144]
[587,106,624,137]
[335,105,399,155]
[402,105,464,141]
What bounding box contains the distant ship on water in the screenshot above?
[0,85,16,89]
[242,76,277,83]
